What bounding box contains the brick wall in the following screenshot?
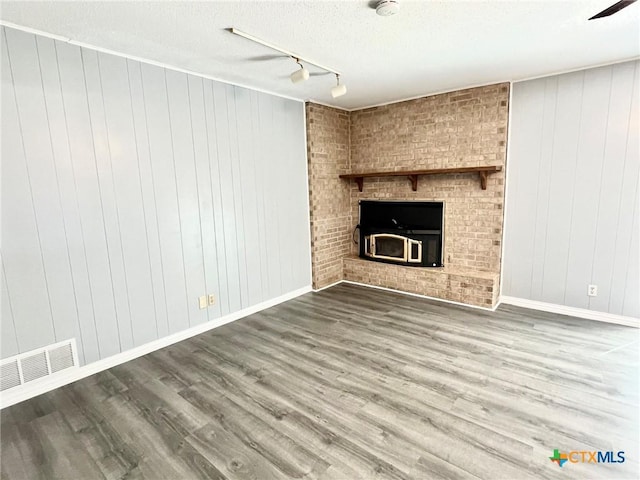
[306,83,510,306]
[343,258,500,308]
[306,103,351,289]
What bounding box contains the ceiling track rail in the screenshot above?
[229,27,341,76]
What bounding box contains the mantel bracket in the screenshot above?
[479,171,488,190]
[408,174,418,191]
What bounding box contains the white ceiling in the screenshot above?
[1,1,639,110]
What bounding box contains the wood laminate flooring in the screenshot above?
[1,283,638,480]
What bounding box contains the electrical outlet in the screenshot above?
[588,285,598,297]
[198,295,207,309]
[208,294,216,306]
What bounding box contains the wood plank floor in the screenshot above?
[1,283,638,480]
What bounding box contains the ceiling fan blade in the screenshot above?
[589,0,637,20]
[247,54,288,62]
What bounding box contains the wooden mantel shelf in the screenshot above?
[339,165,503,192]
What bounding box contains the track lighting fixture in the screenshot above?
[331,74,347,98]
[290,58,309,84]
[229,28,347,99]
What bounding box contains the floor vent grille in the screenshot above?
[0,340,78,392]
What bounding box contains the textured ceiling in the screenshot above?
[1,1,639,110]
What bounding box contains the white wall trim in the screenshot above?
[312,279,344,292]
[349,58,640,112]
[301,102,314,286]
[0,20,304,105]
[0,286,311,409]
[499,81,514,298]
[511,56,640,85]
[346,80,513,112]
[499,296,640,328]
[341,280,499,312]
[306,99,350,112]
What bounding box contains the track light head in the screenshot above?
[331,74,347,98]
[331,84,347,98]
[290,58,309,84]
[290,68,309,83]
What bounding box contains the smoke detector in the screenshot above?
[376,0,400,16]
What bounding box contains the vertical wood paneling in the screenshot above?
[563,67,611,309]
[272,96,285,294]
[98,52,157,347]
[284,99,311,289]
[165,69,207,327]
[212,82,242,313]
[188,75,221,320]
[609,61,640,316]
[504,60,640,318]
[285,99,306,290]
[623,196,639,317]
[226,85,250,308]
[541,71,584,305]
[251,91,271,300]
[203,79,231,316]
[81,48,129,357]
[258,94,282,299]
[289,101,312,288]
[1,258,19,358]
[35,36,88,364]
[590,62,635,314]
[274,98,294,290]
[503,79,544,299]
[54,41,105,363]
[1,29,56,352]
[126,60,170,338]
[1,25,311,363]
[529,77,558,301]
[9,31,86,359]
[235,87,262,305]
[139,63,189,335]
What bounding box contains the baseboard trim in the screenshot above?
[0,286,312,409]
[341,280,499,312]
[499,296,640,328]
[312,279,344,292]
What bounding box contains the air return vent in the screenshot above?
[0,339,78,392]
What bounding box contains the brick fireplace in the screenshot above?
[306,83,509,308]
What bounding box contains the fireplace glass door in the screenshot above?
[365,234,422,264]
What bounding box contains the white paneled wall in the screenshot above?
[503,60,639,318]
[0,26,311,364]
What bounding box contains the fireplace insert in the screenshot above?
[358,200,443,267]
